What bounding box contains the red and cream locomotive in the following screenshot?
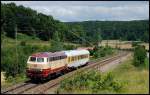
[26,49,89,80]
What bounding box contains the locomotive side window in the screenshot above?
[37,58,44,62]
[49,56,66,62]
[29,57,36,62]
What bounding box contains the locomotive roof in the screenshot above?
[31,49,89,58]
[31,51,66,58]
[64,49,89,56]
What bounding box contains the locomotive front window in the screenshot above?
[29,57,36,62]
[37,58,44,62]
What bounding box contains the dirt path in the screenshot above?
[1,72,5,83]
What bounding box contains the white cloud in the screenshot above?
[1,1,149,22]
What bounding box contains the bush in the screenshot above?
[50,40,64,52]
[58,70,123,94]
[1,46,27,78]
[1,44,47,78]
[93,46,114,58]
[133,45,147,67]
[63,44,76,50]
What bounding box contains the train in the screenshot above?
[26,49,90,80]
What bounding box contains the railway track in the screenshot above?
[1,80,40,94]
[1,51,130,94]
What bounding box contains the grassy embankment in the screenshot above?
[1,33,118,88]
[1,33,80,87]
[57,54,149,94]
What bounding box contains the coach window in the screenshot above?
[54,57,56,61]
[54,57,57,61]
[69,57,71,62]
[79,55,81,59]
[49,57,52,61]
[47,58,49,62]
[71,57,73,61]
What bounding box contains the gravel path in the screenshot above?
[100,52,132,72]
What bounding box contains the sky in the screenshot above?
[1,1,149,22]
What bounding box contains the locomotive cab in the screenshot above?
[26,56,50,79]
[26,52,67,80]
[27,56,48,70]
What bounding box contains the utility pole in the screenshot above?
[119,38,121,64]
[15,25,18,75]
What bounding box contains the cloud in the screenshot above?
[1,1,149,22]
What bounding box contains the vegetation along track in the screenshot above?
[1,51,129,94]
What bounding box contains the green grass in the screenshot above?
[57,56,149,94]
[2,33,51,47]
[2,33,80,47]
[109,57,149,94]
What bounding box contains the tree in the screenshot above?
[92,30,102,46]
[50,31,64,52]
[133,45,147,66]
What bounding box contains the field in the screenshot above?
[100,40,149,51]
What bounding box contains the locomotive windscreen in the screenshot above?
[37,58,44,62]
[29,57,36,62]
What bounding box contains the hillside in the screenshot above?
[65,20,149,42]
[1,2,149,45]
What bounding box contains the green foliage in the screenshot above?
[1,46,25,77]
[110,58,149,94]
[66,20,149,42]
[133,45,147,67]
[50,31,64,52]
[50,40,64,52]
[92,46,114,58]
[144,57,149,69]
[1,3,67,41]
[20,41,26,46]
[58,70,123,94]
[63,44,76,50]
[132,41,142,47]
[1,44,52,78]
[2,3,149,45]
[6,73,28,85]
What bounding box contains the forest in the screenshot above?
[1,3,149,44]
[66,20,149,42]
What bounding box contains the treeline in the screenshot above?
[1,3,149,44]
[65,20,149,42]
[1,3,68,41]
[1,3,95,45]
